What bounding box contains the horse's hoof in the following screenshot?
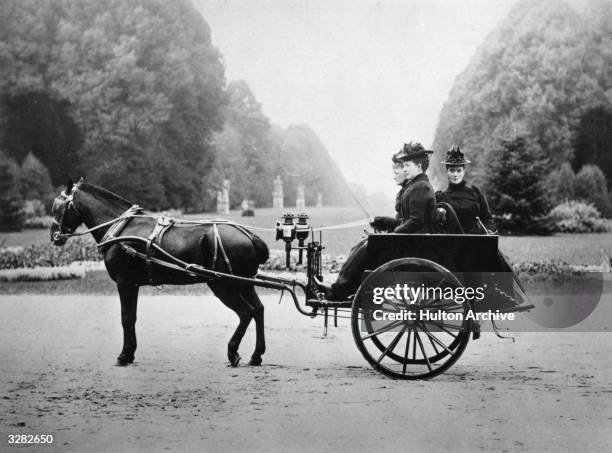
[249,356,262,366]
[116,355,134,366]
[228,354,241,367]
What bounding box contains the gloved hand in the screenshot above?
[370,216,397,232]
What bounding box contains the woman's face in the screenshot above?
[447,166,465,184]
[393,160,421,185]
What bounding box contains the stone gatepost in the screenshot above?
[217,178,230,214]
[273,175,284,209]
[296,183,305,208]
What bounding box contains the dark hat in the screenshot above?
[440,144,470,166]
[392,142,434,163]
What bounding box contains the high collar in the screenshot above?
[448,180,467,191]
[403,172,428,187]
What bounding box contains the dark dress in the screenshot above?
[435,180,495,234]
[436,180,528,308]
[327,173,435,300]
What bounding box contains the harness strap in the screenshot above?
[213,224,233,274]
[145,216,174,285]
[98,205,143,246]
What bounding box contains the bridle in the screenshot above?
[52,185,84,242]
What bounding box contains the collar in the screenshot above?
[448,180,467,190]
[404,173,428,187]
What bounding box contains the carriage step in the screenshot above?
[305,298,352,309]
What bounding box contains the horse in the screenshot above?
[50,178,270,367]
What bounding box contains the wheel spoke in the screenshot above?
[381,299,404,312]
[420,325,456,356]
[376,326,408,364]
[402,329,412,374]
[360,319,404,340]
[414,330,432,371]
[428,333,440,354]
[423,319,464,336]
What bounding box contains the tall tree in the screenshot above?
[484,135,552,234]
[0,0,227,210]
[212,80,276,208]
[20,151,53,201]
[0,151,25,231]
[430,0,611,189]
[573,106,612,187]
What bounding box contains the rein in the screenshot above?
[54,182,370,244]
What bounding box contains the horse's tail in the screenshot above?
[252,234,269,265]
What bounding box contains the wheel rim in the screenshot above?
[351,258,472,380]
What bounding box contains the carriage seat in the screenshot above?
[430,202,464,234]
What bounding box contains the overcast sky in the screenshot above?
[194,0,517,196]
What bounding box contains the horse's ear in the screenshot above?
[77,177,84,187]
[65,178,74,195]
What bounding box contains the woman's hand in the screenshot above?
[369,216,397,232]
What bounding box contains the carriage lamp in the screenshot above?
[295,212,310,264]
[276,212,297,268]
[276,212,296,242]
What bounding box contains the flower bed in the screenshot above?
[0,238,100,269]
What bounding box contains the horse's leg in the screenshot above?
[116,281,139,366]
[209,283,254,367]
[242,286,266,366]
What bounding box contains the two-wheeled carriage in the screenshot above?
[261,215,533,379]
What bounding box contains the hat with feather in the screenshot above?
[392,142,434,163]
[440,144,470,166]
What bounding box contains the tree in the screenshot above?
[545,161,576,204]
[431,0,611,186]
[212,80,276,208]
[20,151,53,202]
[574,164,612,217]
[0,151,25,231]
[0,0,228,210]
[484,136,552,234]
[573,106,612,188]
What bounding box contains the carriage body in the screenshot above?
[319,233,529,380]
[366,233,499,274]
[365,233,519,313]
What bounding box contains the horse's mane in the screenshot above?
[80,183,133,207]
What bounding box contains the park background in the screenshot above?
[1,0,611,280]
[1,1,612,452]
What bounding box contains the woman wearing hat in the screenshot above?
[435,144,496,234]
[436,145,529,339]
[320,142,435,301]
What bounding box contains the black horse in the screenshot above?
[50,179,269,367]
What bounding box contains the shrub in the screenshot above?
[0,238,101,269]
[23,216,55,229]
[22,199,47,219]
[574,164,612,218]
[20,152,54,203]
[0,265,86,282]
[545,162,576,204]
[549,200,610,233]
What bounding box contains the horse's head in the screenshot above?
[50,178,85,246]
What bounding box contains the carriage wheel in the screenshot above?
[351,258,472,380]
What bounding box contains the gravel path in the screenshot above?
[1,294,611,452]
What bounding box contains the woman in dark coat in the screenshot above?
[435,145,528,339]
[435,144,496,234]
